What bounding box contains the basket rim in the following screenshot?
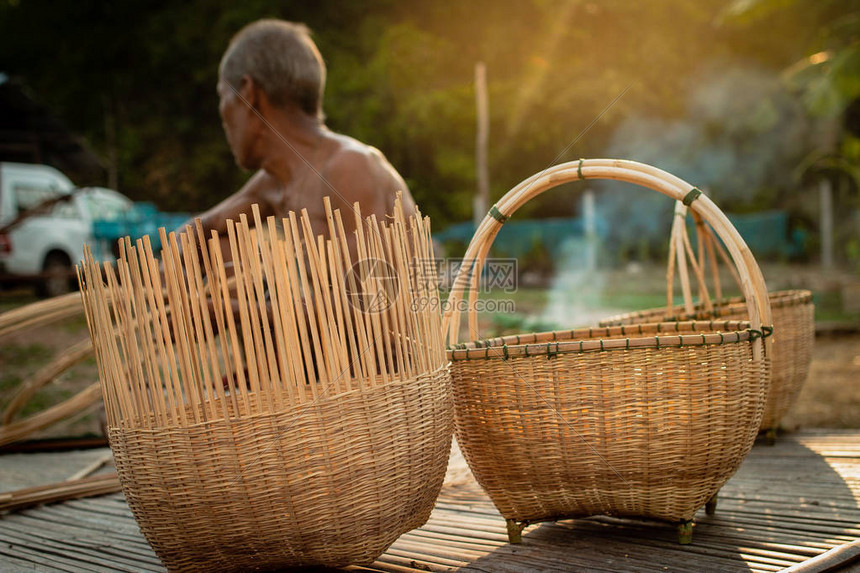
[447,319,770,361]
[600,289,813,325]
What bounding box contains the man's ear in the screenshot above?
[238,74,259,109]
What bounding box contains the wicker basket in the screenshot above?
[442,159,773,544]
[78,198,453,571]
[600,202,814,436]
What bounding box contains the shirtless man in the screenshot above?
[200,19,416,256]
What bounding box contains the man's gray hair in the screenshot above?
[220,19,326,119]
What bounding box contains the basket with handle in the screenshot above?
[600,201,813,438]
[442,159,773,545]
[77,197,453,571]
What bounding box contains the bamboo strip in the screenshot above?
[67,452,114,481]
[299,210,339,389]
[0,292,83,340]
[0,472,121,513]
[235,214,275,413]
[281,216,319,400]
[288,211,330,389]
[324,199,363,388]
[366,214,398,378]
[0,383,102,448]
[225,220,264,412]
[140,235,185,426]
[333,208,375,386]
[353,204,388,386]
[263,220,304,403]
[209,230,251,413]
[191,222,233,420]
[179,231,219,421]
[163,232,203,424]
[255,214,292,408]
[125,238,168,427]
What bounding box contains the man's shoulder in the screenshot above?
[321,133,405,192]
[324,133,388,174]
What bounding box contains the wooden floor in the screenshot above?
[1,429,859,572]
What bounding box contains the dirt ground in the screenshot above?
[781,333,860,429]
[1,283,859,441]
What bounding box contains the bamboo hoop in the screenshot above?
[1,338,94,425]
[0,383,102,446]
[442,159,772,354]
[0,291,84,339]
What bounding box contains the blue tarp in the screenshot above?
[434,210,804,259]
[92,202,192,252]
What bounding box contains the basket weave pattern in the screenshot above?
[112,369,451,570]
[601,291,813,430]
[451,324,767,523]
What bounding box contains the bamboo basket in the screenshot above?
[600,202,814,437]
[77,197,453,572]
[442,159,773,544]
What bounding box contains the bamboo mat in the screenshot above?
[1,430,858,572]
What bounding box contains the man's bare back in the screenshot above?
[200,131,416,258]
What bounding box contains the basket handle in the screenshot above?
[667,202,744,315]
[442,159,772,360]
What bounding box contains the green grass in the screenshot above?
[0,343,52,367]
[813,290,860,323]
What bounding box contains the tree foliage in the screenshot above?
[0,0,854,232]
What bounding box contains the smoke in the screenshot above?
[593,64,812,255]
[536,65,814,327]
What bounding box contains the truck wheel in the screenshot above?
[37,253,73,298]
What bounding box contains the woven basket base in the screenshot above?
[110,367,453,572]
[452,341,768,525]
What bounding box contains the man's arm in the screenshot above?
[198,169,280,235]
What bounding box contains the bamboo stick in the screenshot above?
[264,220,304,404]
[67,451,113,481]
[281,216,319,400]
[299,210,338,389]
[331,207,374,384]
[325,203,363,388]
[210,229,251,413]
[0,472,121,513]
[288,211,330,389]
[235,214,275,413]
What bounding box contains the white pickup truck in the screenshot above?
[0,162,134,297]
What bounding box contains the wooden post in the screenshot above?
[820,178,833,269]
[474,62,489,229]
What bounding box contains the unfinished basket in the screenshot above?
[78,198,453,571]
[600,202,814,438]
[442,159,773,544]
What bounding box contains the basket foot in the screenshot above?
[677,520,694,544]
[765,427,778,446]
[705,492,718,516]
[506,519,527,544]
